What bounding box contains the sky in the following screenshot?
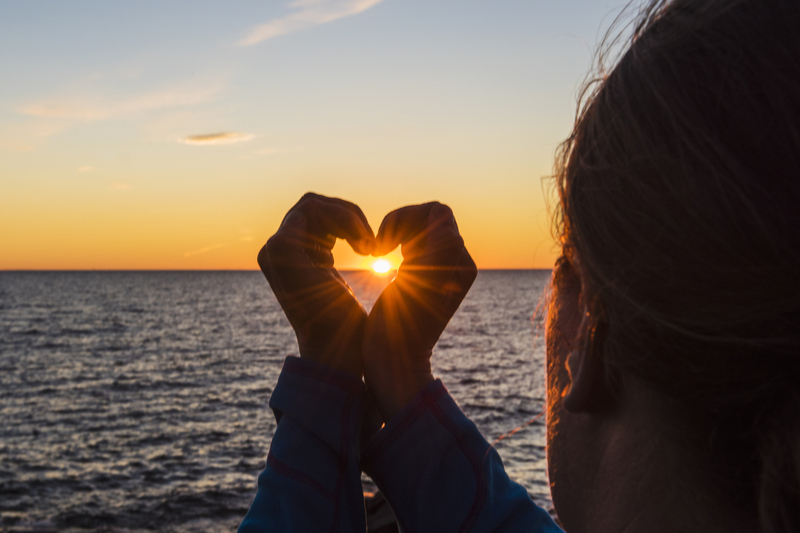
[0,0,626,270]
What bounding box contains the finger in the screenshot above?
[263,211,343,295]
[376,202,476,316]
[401,205,476,307]
[301,193,373,237]
[290,193,373,234]
[259,212,362,326]
[376,246,476,358]
[261,211,318,295]
[418,204,465,265]
[374,202,466,264]
[373,202,440,257]
[289,193,374,255]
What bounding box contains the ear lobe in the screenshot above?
[562,323,611,413]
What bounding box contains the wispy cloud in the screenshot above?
[181,132,255,146]
[112,182,131,190]
[5,74,228,152]
[19,83,223,122]
[184,243,226,257]
[238,0,385,46]
[77,165,94,173]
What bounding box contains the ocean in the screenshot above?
[0,270,553,531]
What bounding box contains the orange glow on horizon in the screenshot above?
[0,191,559,271]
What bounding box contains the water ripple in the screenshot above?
[0,270,551,530]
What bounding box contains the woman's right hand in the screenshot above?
[363,203,477,421]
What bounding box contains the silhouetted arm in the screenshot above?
[361,203,561,532]
[239,356,380,532]
[240,194,377,531]
[362,380,562,533]
[363,202,477,420]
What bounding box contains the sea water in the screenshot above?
[0,270,552,531]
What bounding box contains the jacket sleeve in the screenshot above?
[239,356,382,533]
[361,379,563,533]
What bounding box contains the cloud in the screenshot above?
[112,182,131,190]
[19,83,222,122]
[181,132,255,145]
[6,74,228,151]
[184,243,226,257]
[238,0,385,46]
[77,165,94,173]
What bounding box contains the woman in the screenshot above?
[239,0,800,531]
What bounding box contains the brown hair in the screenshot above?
[553,0,800,530]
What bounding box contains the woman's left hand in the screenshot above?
[257,193,374,378]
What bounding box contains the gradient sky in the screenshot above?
[0,0,624,270]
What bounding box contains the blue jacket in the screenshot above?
[239,356,562,532]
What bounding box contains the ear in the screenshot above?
[562,322,611,413]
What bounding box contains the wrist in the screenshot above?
[364,365,434,421]
[297,345,363,379]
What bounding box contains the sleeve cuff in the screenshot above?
[361,379,489,532]
[269,356,380,452]
[360,380,563,533]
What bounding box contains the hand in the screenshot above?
[363,203,477,420]
[257,193,374,378]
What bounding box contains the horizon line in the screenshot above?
[0,268,553,272]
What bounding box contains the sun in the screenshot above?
[372,258,392,275]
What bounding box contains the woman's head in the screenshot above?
[547,0,800,530]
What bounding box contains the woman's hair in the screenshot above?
[553,0,800,530]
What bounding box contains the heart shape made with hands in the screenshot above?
[257,193,478,386]
[325,200,469,291]
[258,194,474,298]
